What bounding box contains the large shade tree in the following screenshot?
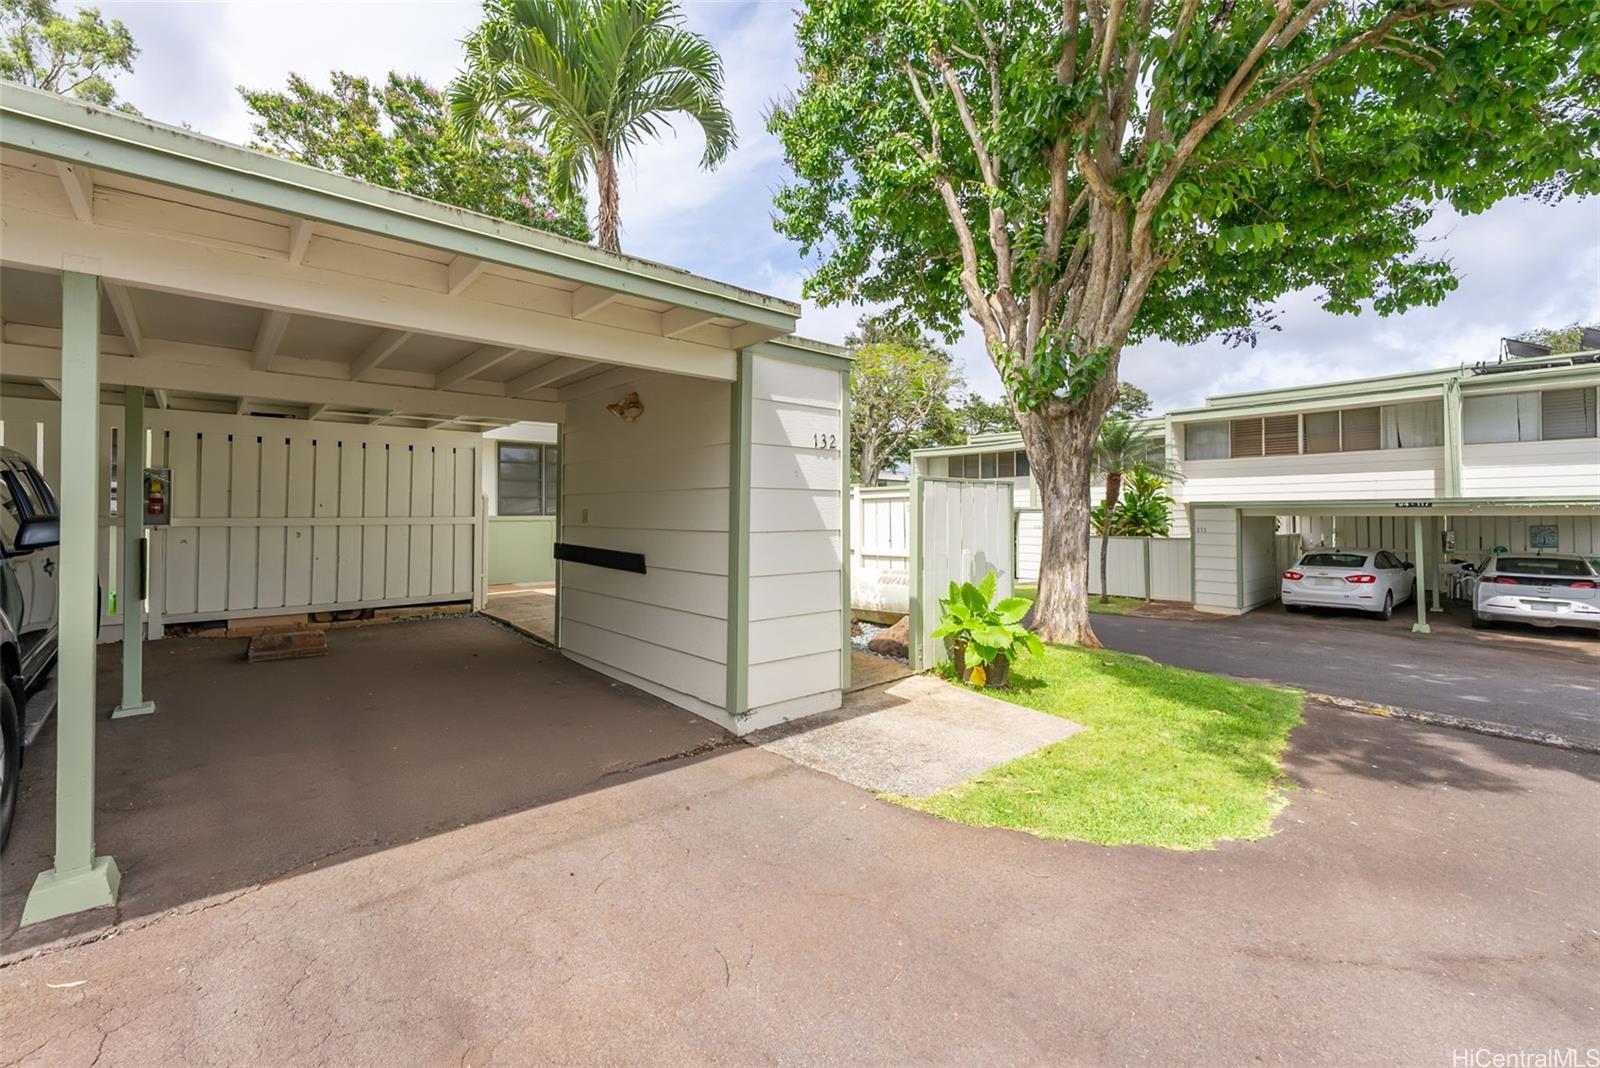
[450,0,736,252]
[241,71,589,239]
[770,0,1599,645]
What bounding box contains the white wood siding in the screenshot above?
[1016,509,1042,583]
[1240,516,1279,610]
[1183,447,1445,503]
[747,356,844,721]
[1192,507,1240,614]
[1460,439,1600,498]
[0,398,480,635]
[557,369,730,717]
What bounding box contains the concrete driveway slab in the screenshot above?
[0,701,1594,1066]
[749,673,1083,796]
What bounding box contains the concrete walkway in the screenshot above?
[481,583,556,644]
[750,674,1082,796]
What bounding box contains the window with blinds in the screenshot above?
[1303,411,1341,453]
[1541,387,1598,440]
[1230,418,1264,458]
[497,443,557,516]
[1263,414,1299,456]
[1339,407,1381,452]
[1464,393,1541,443]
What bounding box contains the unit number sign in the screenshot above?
[812,433,840,451]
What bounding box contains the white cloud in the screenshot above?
[84,0,1599,414]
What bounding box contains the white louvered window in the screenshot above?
[497,443,557,516]
[1184,421,1230,460]
[1541,387,1598,440]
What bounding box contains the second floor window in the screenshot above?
[1464,387,1598,444]
[1185,401,1442,460]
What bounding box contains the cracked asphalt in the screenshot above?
[1,620,1596,1065]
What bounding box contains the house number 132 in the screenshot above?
[812,433,838,450]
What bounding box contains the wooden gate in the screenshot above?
[912,477,1014,669]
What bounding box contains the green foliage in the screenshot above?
[769,0,1600,405]
[849,313,962,483]
[1092,466,1174,537]
[946,395,1017,439]
[899,644,1304,849]
[1516,323,1600,355]
[240,72,588,239]
[450,0,734,250]
[0,0,137,111]
[930,571,1043,667]
[1108,383,1152,421]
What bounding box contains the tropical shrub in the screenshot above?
[1092,465,1174,537]
[930,572,1043,671]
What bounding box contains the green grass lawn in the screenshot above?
[898,644,1303,850]
[1012,584,1141,615]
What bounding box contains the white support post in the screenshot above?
[113,385,155,719]
[21,271,121,927]
[1412,516,1431,635]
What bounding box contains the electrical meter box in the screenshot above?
[143,467,173,526]
[1441,529,1456,552]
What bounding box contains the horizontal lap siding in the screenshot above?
[747,357,844,712]
[558,369,731,716]
[1191,507,1241,613]
[1184,448,1445,503]
[0,399,480,630]
[1461,440,1600,497]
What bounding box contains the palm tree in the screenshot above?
[450,0,736,253]
[1092,418,1177,604]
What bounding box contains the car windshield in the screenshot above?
[1494,556,1596,578]
[1300,552,1368,569]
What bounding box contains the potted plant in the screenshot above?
[929,572,1043,688]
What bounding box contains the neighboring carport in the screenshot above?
[0,85,846,928]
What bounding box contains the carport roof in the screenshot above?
[0,84,797,327]
[0,83,848,428]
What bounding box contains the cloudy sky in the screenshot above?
[79,0,1600,412]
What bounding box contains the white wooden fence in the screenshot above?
[1086,536,1195,601]
[914,478,1014,668]
[849,485,911,616]
[0,398,484,637]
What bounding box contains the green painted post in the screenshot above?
[839,370,851,691]
[21,271,120,927]
[724,350,752,719]
[113,386,155,719]
[1411,516,1431,635]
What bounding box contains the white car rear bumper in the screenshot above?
[1281,584,1386,610]
[1475,595,1600,631]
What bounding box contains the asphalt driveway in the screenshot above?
[2,673,1596,1063]
[1094,604,1600,747]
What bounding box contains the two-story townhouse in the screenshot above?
[904,343,1600,625]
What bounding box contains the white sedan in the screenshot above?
[1281,548,1416,620]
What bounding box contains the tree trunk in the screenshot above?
[1099,472,1122,605]
[595,152,620,253]
[1020,403,1100,647]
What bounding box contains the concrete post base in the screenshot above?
[20,856,121,927]
[1411,622,1433,635]
[111,700,156,719]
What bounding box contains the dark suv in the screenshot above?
[1,445,61,850]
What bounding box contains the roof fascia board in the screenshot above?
[1219,497,1600,514]
[1170,384,1448,422]
[745,336,852,371]
[0,87,798,331]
